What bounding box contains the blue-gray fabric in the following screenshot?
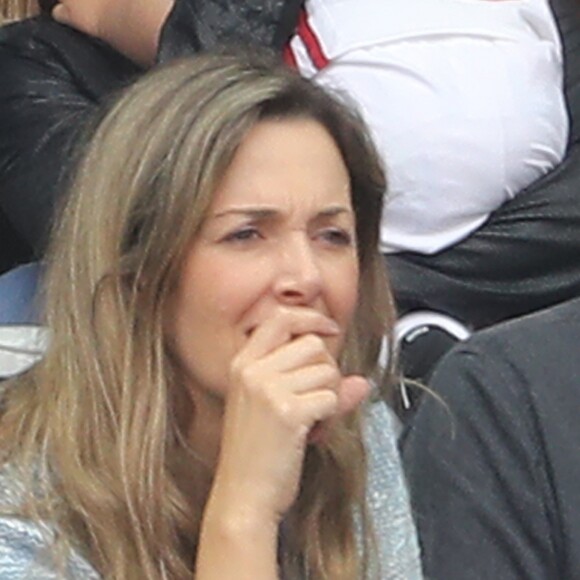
[0,401,421,579]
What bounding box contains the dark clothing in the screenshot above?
[0,19,140,272]
[157,0,301,62]
[0,0,302,273]
[401,297,580,579]
[387,0,580,329]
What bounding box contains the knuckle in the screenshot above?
[229,355,244,379]
[230,355,250,384]
[273,306,295,327]
[320,390,338,418]
[239,366,262,393]
[275,398,295,424]
[324,364,341,386]
[327,392,340,413]
[231,359,262,393]
[304,333,326,353]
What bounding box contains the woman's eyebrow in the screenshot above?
[211,207,278,220]
[316,206,352,218]
[211,205,352,220]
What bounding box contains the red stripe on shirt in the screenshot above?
[283,42,298,68]
[296,7,329,70]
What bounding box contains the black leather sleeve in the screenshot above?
[0,18,138,266]
[157,0,302,63]
[0,35,89,253]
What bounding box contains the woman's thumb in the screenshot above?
[336,375,371,416]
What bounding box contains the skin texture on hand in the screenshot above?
[210,308,369,523]
[196,309,369,579]
[51,0,174,66]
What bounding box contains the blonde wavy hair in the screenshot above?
[0,53,396,579]
[0,0,38,22]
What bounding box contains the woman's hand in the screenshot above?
[51,0,174,66]
[196,307,369,578]
[208,307,370,524]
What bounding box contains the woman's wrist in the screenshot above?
[202,503,279,544]
[197,495,280,579]
[203,476,282,535]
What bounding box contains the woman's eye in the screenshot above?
[222,227,262,243]
[320,228,354,246]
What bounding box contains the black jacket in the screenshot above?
[402,296,580,578]
[0,0,302,273]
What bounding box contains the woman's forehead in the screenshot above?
[208,118,352,211]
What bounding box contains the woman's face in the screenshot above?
[168,118,359,403]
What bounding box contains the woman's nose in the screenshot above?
[273,237,323,305]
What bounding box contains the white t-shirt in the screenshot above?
[288,0,569,254]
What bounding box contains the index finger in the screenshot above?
[238,307,340,362]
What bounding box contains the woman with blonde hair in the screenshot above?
[0,53,421,579]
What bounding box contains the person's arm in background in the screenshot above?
[0,0,302,268]
[51,0,303,65]
[400,335,560,579]
[0,0,167,264]
[51,0,173,66]
[0,18,140,264]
